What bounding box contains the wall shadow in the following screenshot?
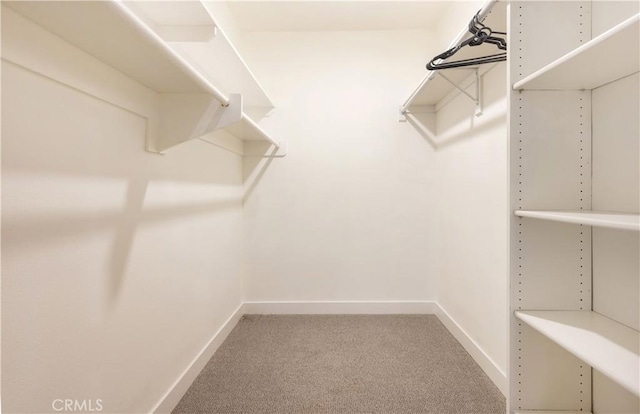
[2,58,250,307]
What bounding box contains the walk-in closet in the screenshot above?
[2,1,638,413]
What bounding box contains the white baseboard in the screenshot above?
[151,303,245,414]
[242,300,437,315]
[434,303,507,396]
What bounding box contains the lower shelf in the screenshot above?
[514,412,592,414]
[515,310,640,397]
[514,210,640,231]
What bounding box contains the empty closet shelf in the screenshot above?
[127,0,274,109]
[401,0,507,114]
[513,14,640,91]
[515,310,640,397]
[6,0,209,94]
[5,0,280,151]
[515,210,640,231]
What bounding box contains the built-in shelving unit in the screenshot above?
[509,2,639,413]
[5,0,282,155]
[516,311,640,397]
[400,0,507,145]
[515,210,640,231]
[514,14,640,91]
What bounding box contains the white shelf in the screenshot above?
[168,41,273,109]
[514,14,640,91]
[515,412,591,414]
[515,210,640,231]
[405,68,478,107]
[6,0,205,93]
[127,1,274,109]
[234,114,277,143]
[402,0,506,110]
[515,310,640,397]
[6,0,279,150]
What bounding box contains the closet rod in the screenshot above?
[400,0,499,114]
[115,0,279,147]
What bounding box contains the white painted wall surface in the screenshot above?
[1,7,244,413]
[240,5,508,386]
[434,62,508,378]
[436,0,485,50]
[241,29,440,302]
[432,0,508,380]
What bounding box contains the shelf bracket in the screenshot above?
[147,93,243,154]
[438,69,483,117]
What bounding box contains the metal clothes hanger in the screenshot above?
[427,11,507,70]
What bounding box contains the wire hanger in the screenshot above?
[427,11,507,70]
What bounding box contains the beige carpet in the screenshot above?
[173,315,505,413]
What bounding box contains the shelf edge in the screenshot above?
[515,310,640,398]
[199,1,275,109]
[400,0,501,112]
[513,13,640,90]
[515,210,640,231]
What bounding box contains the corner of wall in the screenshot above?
[434,303,507,396]
[151,304,246,414]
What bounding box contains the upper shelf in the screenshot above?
[515,210,640,232]
[6,0,204,94]
[516,310,640,397]
[514,14,640,90]
[5,0,279,149]
[405,68,478,107]
[402,0,507,110]
[125,1,274,109]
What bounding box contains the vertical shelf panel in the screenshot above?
[515,91,592,210]
[508,2,594,413]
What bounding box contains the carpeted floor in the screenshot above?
[172,315,505,413]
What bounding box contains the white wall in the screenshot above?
[241,29,441,302]
[239,4,508,390]
[433,62,507,377]
[1,7,244,413]
[431,0,508,385]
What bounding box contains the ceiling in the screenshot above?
[224,1,452,32]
